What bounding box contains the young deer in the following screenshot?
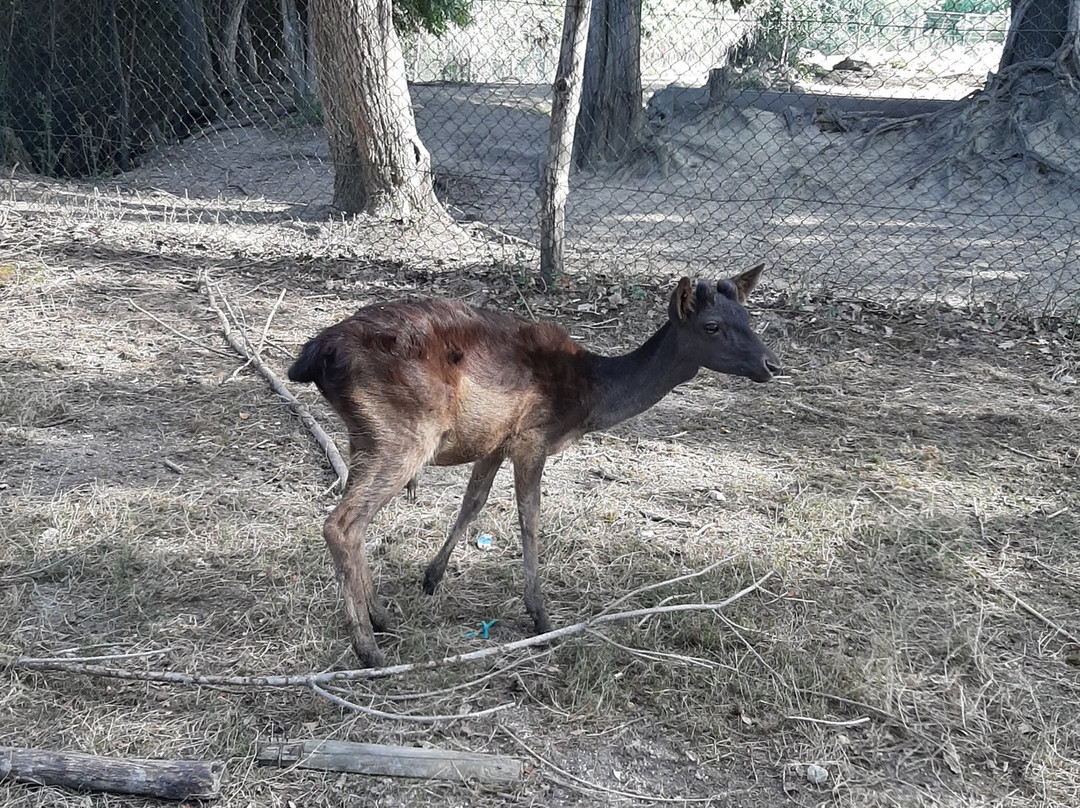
[289,265,779,667]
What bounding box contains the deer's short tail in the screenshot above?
[288,336,332,385]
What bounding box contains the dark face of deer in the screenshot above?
[668,265,780,383]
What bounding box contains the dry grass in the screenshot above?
[2,179,1079,807]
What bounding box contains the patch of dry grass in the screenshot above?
[2,186,1079,807]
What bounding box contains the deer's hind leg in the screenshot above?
[423,451,504,595]
[324,433,434,667]
[513,447,551,634]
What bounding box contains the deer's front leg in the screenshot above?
[513,453,551,634]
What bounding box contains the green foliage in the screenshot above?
[728,0,821,67]
[941,0,1008,13]
[393,0,471,36]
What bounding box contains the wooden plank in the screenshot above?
[257,740,522,784]
[0,746,223,800]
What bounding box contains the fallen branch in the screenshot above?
[198,270,350,494]
[0,553,77,583]
[0,746,223,801]
[500,726,720,803]
[257,739,521,784]
[225,287,287,383]
[585,628,721,670]
[309,681,515,723]
[5,570,776,690]
[797,689,937,744]
[598,554,736,616]
[128,299,233,359]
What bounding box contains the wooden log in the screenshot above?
[0,746,223,800]
[257,740,522,784]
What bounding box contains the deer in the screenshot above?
[288,264,780,667]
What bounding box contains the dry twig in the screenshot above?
[309,682,514,723]
[127,299,232,359]
[500,725,724,803]
[5,570,776,690]
[198,270,350,494]
[963,560,1080,647]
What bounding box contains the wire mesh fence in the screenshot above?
[2,0,1078,317]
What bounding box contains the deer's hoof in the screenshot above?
[350,631,385,669]
[531,611,553,635]
[422,563,443,596]
[369,599,392,633]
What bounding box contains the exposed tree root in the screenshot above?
[869,36,1080,187]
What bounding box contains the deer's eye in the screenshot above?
[704,322,720,334]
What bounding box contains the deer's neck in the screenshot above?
[584,323,698,433]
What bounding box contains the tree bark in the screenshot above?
[999,0,1073,68]
[919,0,1080,182]
[0,747,223,801]
[239,12,258,81]
[213,0,248,100]
[539,0,592,286]
[281,0,314,105]
[176,0,226,124]
[574,0,643,167]
[310,0,441,218]
[104,0,130,170]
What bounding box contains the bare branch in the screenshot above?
[128,299,233,359]
[309,682,515,723]
[198,270,350,494]
[5,570,776,692]
[500,725,723,803]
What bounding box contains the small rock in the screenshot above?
[806,763,829,785]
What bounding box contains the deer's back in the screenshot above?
[312,299,595,461]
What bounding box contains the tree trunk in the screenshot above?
[176,0,226,125]
[104,0,130,170]
[539,0,592,285]
[207,0,247,102]
[239,13,258,81]
[999,0,1073,68]
[310,0,440,218]
[921,0,1080,182]
[281,0,314,105]
[574,0,643,167]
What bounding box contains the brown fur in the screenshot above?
[289,269,779,667]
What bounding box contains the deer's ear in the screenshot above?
[729,263,765,304]
[669,277,696,322]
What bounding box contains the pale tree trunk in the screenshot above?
[104,0,130,170]
[239,14,258,81]
[310,0,441,218]
[574,0,643,167]
[539,0,591,285]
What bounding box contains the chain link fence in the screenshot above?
[2,0,1078,317]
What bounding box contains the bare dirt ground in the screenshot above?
[2,81,1079,807]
